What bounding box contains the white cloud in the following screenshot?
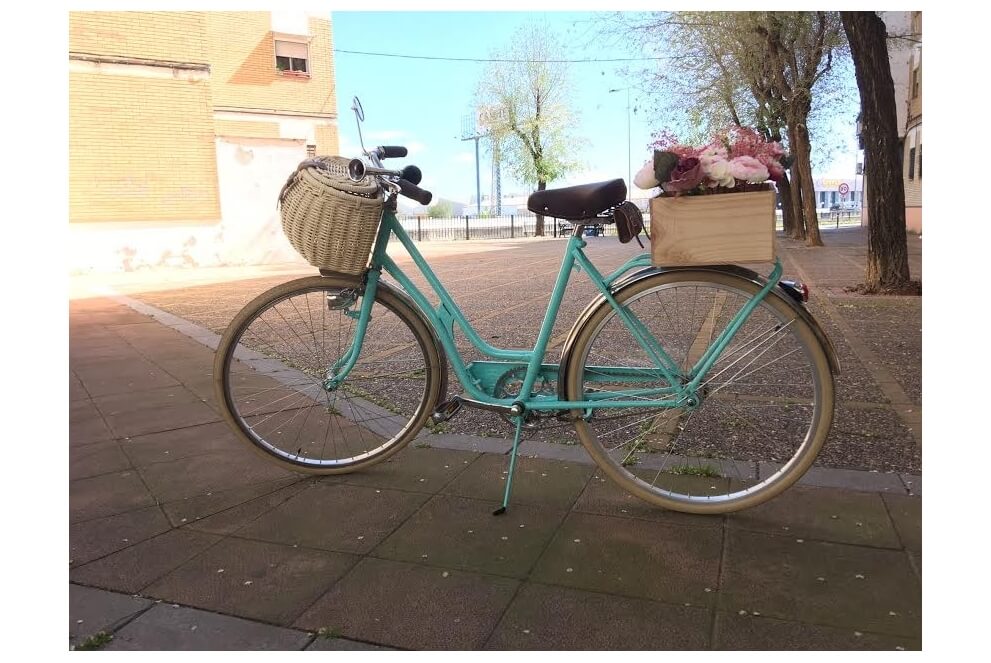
[453,151,475,164]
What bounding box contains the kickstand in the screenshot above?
[492,414,526,516]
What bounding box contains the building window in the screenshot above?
[911,66,920,99]
[275,40,309,74]
[306,144,316,157]
[918,144,922,179]
[908,147,916,180]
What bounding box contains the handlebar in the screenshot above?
[397,179,432,206]
[376,145,408,159]
[347,157,433,206]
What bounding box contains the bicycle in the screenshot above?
[213,100,839,515]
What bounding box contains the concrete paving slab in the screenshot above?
[713,611,920,650]
[720,530,921,638]
[70,529,222,594]
[120,421,244,468]
[517,440,592,464]
[337,446,480,493]
[418,431,514,454]
[726,484,902,548]
[900,473,921,496]
[70,505,172,567]
[95,388,221,439]
[574,471,725,529]
[136,449,296,502]
[184,481,311,535]
[69,584,153,648]
[441,452,594,509]
[69,400,115,446]
[160,477,302,527]
[236,482,430,554]
[105,604,311,650]
[144,537,360,626]
[294,557,520,650]
[70,440,131,481]
[74,358,182,398]
[881,493,922,553]
[70,371,90,402]
[530,512,722,606]
[306,636,396,650]
[373,494,567,579]
[760,463,907,493]
[70,470,157,523]
[484,582,710,650]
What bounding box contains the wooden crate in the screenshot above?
[649,189,776,266]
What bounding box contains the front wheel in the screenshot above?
[214,275,444,474]
[564,271,834,514]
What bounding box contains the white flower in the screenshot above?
[633,160,659,190]
[699,145,728,168]
[706,159,736,188]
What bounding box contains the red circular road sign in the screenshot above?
[838,182,850,196]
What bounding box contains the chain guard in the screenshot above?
[493,367,558,429]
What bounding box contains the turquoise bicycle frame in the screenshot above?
[326,207,783,415]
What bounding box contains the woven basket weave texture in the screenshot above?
[278,157,384,275]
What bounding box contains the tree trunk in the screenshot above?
[777,171,796,236]
[786,123,806,241]
[792,118,824,247]
[534,180,547,236]
[841,11,910,290]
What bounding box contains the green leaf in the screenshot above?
[653,151,679,184]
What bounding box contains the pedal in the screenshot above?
[431,397,463,424]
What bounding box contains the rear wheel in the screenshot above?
[214,275,443,474]
[564,271,834,513]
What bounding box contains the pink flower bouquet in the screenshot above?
[633,127,789,197]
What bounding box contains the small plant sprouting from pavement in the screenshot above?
[424,419,448,434]
[74,631,114,650]
[317,626,343,639]
[670,464,721,478]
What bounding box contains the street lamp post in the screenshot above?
[609,87,631,191]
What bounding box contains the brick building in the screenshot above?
[69,11,339,271]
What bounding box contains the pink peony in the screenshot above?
[761,156,785,182]
[661,157,704,194]
[728,156,770,183]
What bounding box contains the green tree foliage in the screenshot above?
[607,11,852,246]
[475,21,584,235]
[427,199,454,219]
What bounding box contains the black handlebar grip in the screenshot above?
[397,179,432,206]
[400,165,422,185]
[378,145,408,158]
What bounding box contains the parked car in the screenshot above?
[830,201,860,212]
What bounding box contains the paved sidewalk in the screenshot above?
[69,227,922,650]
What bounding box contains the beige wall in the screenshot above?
[69,67,221,223]
[69,11,208,64]
[204,13,336,117]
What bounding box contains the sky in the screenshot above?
[331,11,855,210]
[330,10,862,209]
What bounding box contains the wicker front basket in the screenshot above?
[278,156,384,275]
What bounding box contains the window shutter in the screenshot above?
[275,40,308,59]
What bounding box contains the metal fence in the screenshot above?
[394,209,864,243]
